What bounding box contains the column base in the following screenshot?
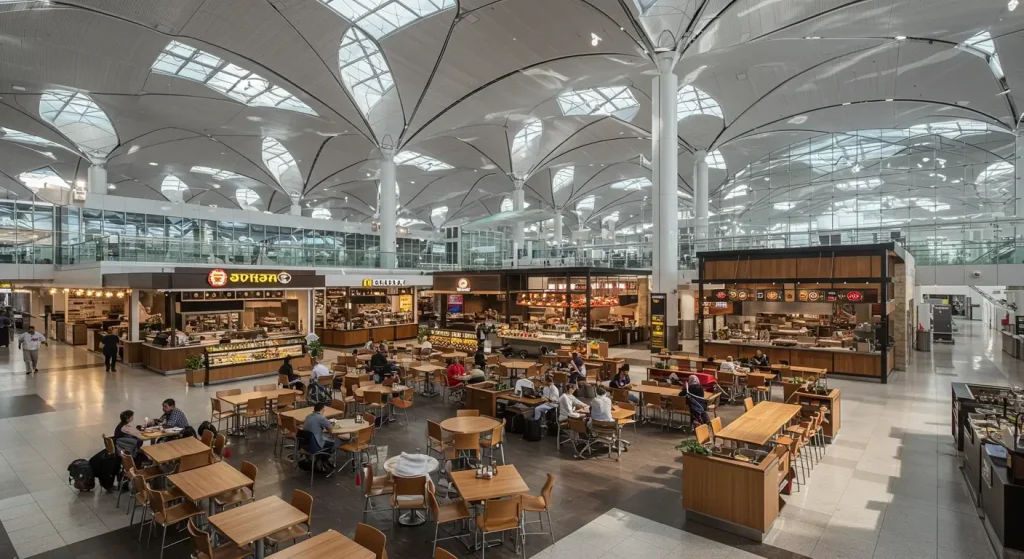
[664,325,680,351]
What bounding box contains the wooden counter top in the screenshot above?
[714,402,801,446]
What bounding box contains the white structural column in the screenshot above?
[129,289,140,342]
[694,150,709,245]
[379,150,398,268]
[553,211,563,248]
[512,179,525,265]
[653,51,680,351]
[289,191,302,216]
[1016,130,1024,234]
[87,163,107,194]
[651,68,662,301]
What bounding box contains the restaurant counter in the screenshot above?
[141,341,216,374]
[682,450,784,541]
[979,443,1024,557]
[704,341,892,379]
[315,324,418,347]
[589,325,648,346]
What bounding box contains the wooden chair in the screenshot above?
[213,460,257,510]
[456,409,479,417]
[453,432,480,468]
[667,396,690,430]
[145,486,204,559]
[522,473,556,546]
[277,373,290,388]
[176,450,212,472]
[695,424,711,445]
[275,392,297,413]
[743,397,755,412]
[209,397,236,433]
[747,374,770,402]
[426,482,472,556]
[354,523,387,559]
[391,475,427,525]
[275,413,297,458]
[427,420,453,460]
[566,417,595,458]
[392,388,415,425]
[610,388,629,404]
[435,549,457,559]
[188,518,251,559]
[265,489,313,550]
[244,396,268,431]
[362,464,394,521]
[773,445,790,486]
[643,393,667,425]
[480,419,505,464]
[339,426,374,474]
[212,433,227,461]
[255,384,277,392]
[476,496,524,558]
[706,391,721,418]
[616,401,638,439]
[710,416,723,437]
[591,420,620,460]
[200,429,214,447]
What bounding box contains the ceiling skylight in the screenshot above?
[161,176,189,203]
[339,27,394,116]
[394,150,453,171]
[705,150,726,169]
[913,198,951,212]
[556,87,640,121]
[552,167,574,196]
[724,184,748,199]
[312,207,332,220]
[511,118,542,158]
[235,187,260,208]
[834,178,882,191]
[978,161,1013,185]
[18,167,70,191]
[773,201,798,211]
[605,178,648,191]
[677,85,723,120]
[318,0,456,40]
[190,166,247,181]
[38,90,118,160]
[261,137,297,186]
[575,195,595,214]
[430,206,449,227]
[152,41,315,115]
[0,127,63,150]
[500,197,513,213]
[962,31,1004,78]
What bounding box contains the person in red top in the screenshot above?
[445,358,466,387]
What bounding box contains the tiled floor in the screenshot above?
[0,319,1009,558]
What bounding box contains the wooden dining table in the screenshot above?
[270,529,374,559]
[410,363,443,396]
[166,461,252,515]
[142,436,211,465]
[280,406,344,424]
[713,401,802,446]
[208,496,308,559]
[219,389,301,435]
[450,464,529,502]
[440,416,502,435]
[500,359,536,378]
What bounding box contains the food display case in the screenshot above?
[425,328,478,352]
[202,335,306,384]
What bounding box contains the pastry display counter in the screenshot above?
[703,341,889,379]
[425,328,479,352]
[203,336,305,384]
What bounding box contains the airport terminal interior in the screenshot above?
[0,1,1022,558]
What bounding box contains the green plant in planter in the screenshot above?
[655,361,668,369]
[185,354,204,371]
[417,326,431,343]
[307,339,323,360]
[676,440,711,455]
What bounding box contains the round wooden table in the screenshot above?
[440,416,502,434]
[329,418,366,436]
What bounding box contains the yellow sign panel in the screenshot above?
[399,294,413,312]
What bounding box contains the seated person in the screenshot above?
[369,348,391,381]
[566,360,586,385]
[362,338,376,352]
[310,358,332,381]
[445,358,466,387]
[588,387,614,428]
[557,383,588,422]
[533,377,559,420]
[279,356,304,391]
[113,409,143,455]
[609,364,639,403]
[681,375,710,426]
[571,353,587,378]
[473,346,487,370]
[421,339,432,350]
[302,403,336,457]
[513,376,535,396]
[147,399,190,429]
[718,356,737,373]
[750,350,770,369]
[461,367,487,384]
[666,372,683,386]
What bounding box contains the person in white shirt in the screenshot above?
[310,358,331,381]
[533,378,560,420]
[719,357,737,373]
[513,377,535,396]
[557,383,587,422]
[17,325,47,375]
[589,387,614,428]
[363,339,376,351]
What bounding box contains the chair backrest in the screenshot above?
[401,387,414,401]
[119,451,136,472]
[277,392,296,407]
[327,399,347,413]
[215,388,241,398]
[568,416,589,436]
[188,518,213,558]
[291,489,313,518]
[363,465,377,497]
[212,433,227,458]
[357,425,374,445]
[489,420,504,444]
[617,401,636,412]
[103,435,115,455]
[743,397,754,412]
[427,420,443,442]
[247,396,268,417]
[178,450,213,472]
[670,395,688,410]
[540,473,555,507]
[695,424,711,445]
[642,380,658,386]
[747,375,765,388]
[200,429,214,447]
[255,384,277,392]
[426,483,441,518]
[591,420,617,434]
[362,412,376,426]
[211,397,227,414]
[317,375,334,387]
[358,380,375,388]
[453,432,479,453]
[610,388,629,403]
[710,416,723,434]
[240,460,258,483]
[146,486,167,516]
[718,371,734,385]
[553,372,568,385]
[457,409,479,417]
[393,475,426,499]
[277,374,290,387]
[354,523,387,559]
[481,496,523,532]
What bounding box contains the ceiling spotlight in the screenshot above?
[895,35,907,40]
[885,98,894,102]
[842,102,852,106]
[149,162,158,166]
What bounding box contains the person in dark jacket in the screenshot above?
[279,356,304,391]
[474,345,487,369]
[100,329,120,373]
[113,410,142,455]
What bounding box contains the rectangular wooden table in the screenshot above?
[410,363,443,396]
[270,530,374,559]
[713,401,802,446]
[208,496,308,559]
[142,436,211,464]
[167,461,252,514]
[280,406,344,424]
[220,389,301,435]
[451,464,530,502]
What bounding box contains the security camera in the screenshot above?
[972,270,982,278]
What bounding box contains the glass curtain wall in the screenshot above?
[0,200,54,264]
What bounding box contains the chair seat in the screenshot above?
[393,496,424,509]
[522,494,546,512]
[437,500,472,523]
[154,486,186,502]
[479,439,501,448]
[476,514,519,532]
[198,543,254,559]
[340,442,369,453]
[155,501,203,524]
[137,465,164,480]
[212,411,235,420]
[393,401,413,409]
[265,524,309,545]
[213,487,253,507]
[367,480,394,498]
[785,426,807,435]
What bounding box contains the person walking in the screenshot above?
[0,313,10,348]
[100,329,120,373]
[17,324,47,374]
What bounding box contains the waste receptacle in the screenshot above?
[915,330,932,352]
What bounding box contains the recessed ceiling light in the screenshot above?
[1010,0,1018,11]
[895,35,907,40]
[885,98,894,102]
[107,184,116,190]
[410,181,416,184]
[804,36,821,40]
[149,162,158,166]
[842,102,852,106]
[11,86,25,91]
[212,183,221,189]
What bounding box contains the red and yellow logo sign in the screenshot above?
[207,269,228,287]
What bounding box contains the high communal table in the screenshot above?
[208,496,307,559]
[219,389,301,436]
[166,461,252,515]
[500,360,536,379]
[269,530,374,559]
[713,401,802,447]
[142,437,211,465]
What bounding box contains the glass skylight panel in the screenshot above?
[190,166,246,181]
[978,161,1013,186]
[962,31,1005,79]
[19,167,70,191]
[235,187,260,207]
[773,201,798,211]
[511,119,542,158]
[261,137,297,186]
[339,27,394,116]
[38,90,118,159]
[552,167,574,195]
[724,184,748,199]
[602,211,619,225]
[575,195,595,214]
[0,127,61,149]
[632,0,659,15]
[556,87,640,120]
[717,205,745,214]
[609,177,650,191]
[394,150,452,171]
[834,178,882,191]
[677,85,723,120]
[152,41,315,115]
[913,198,950,212]
[312,208,332,220]
[161,176,189,202]
[429,206,448,226]
[319,0,455,39]
[500,197,513,213]
[705,150,726,169]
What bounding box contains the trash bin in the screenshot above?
[915,330,932,352]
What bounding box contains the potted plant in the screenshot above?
[184,354,205,387]
[307,338,323,361]
[676,440,711,456]
[417,326,431,343]
[781,376,808,402]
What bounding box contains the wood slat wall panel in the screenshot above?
[832,256,873,278]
